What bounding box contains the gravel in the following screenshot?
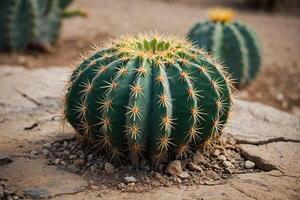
[39,137,258,192]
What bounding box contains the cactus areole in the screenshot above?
[63,34,233,166]
[187,8,262,87]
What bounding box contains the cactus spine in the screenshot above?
[0,0,84,51]
[187,8,262,87]
[63,34,233,166]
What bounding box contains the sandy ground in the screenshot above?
[0,66,299,199]
[0,0,299,113]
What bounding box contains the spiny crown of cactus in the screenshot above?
[63,33,233,166]
[0,0,85,51]
[187,8,262,87]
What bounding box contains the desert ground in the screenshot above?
[0,0,299,114]
[0,0,299,199]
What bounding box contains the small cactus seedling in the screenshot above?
[0,0,85,51]
[187,8,262,87]
[63,33,233,166]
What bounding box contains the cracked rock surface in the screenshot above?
[0,66,299,199]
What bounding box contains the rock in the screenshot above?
[153,172,165,180]
[174,177,182,183]
[187,162,203,173]
[69,155,77,160]
[0,188,4,198]
[0,154,12,165]
[54,158,60,165]
[42,143,52,149]
[224,100,300,144]
[90,185,98,190]
[42,149,49,156]
[24,188,49,199]
[151,181,160,187]
[63,141,68,148]
[245,160,256,169]
[30,150,38,156]
[223,161,234,169]
[7,196,13,200]
[212,149,220,157]
[117,183,125,190]
[74,159,85,166]
[127,183,135,187]
[104,162,115,174]
[205,170,220,180]
[212,164,220,170]
[87,154,93,161]
[224,168,233,174]
[178,171,189,179]
[217,155,227,162]
[13,196,19,200]
[63,150,70,156]
[124,176,137,183]
[67,165,81,173]
[192,150,205,164]
[165,160,182,176]
[89,164,97,173]
[53,143,60,147]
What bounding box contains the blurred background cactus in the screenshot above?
[244,0,300,11]
[63,34,233,166]
[187,8,261,87]
[0,0,86,51]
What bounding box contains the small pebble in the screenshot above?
[74,159,85,166]
[224,168,233,174]
[217,155,227,162]
[67,165,80,173]
[128,182,135,187]
[117,183,125,190]
[104,162,115,174]
[54,158,60,164]
[212,149,220,157]
[63,141,68,148]
[63,150,70,156]
[42,143,52,149]
[151,181,160,187]
[124,176,137,183]
[89,164,97,173]
[87,154,93,161]
[53,143,59,147]
[153,172,164,180]
[187,162,203,173]
[165,160,182,176]
[178,171,189,179]
[30,150,38,156]
[193,150,205,164]
[42,149,49,156]
[69,154,77,160]
[223,161,234,169]
[245,160,255,169]
[0,190,4,198]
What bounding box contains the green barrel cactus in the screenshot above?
[63,34,233,166]
[0,0,85,51]
[187,8,262,87]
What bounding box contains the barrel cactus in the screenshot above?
[187,8,262,87]
[0,0,85,51]
[63,34,233,166]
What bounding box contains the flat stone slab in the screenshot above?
[224,100,300,143]
[0,66,299,199]
[240,142,300,176]
[0,157,88,199]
